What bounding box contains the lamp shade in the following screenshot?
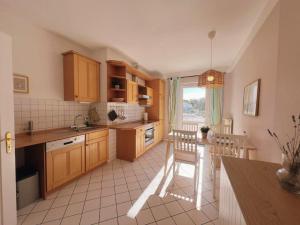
[198,70,224,88]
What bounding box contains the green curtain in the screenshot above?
[168,78,180,132]
[207,87,223,126]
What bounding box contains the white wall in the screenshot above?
[0,10,93,100]
[224,3,280,162]
[224,1,300,163]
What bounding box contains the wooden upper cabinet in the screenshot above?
[146,79,165,120]
[63,51,100,102]
[126,80,138,103]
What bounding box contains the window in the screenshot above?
[182,87,206,126]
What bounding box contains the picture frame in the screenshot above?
[243,79,260,116]
[13,74,29,94]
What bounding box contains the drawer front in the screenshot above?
[86,129,108,141]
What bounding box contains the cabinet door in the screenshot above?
[159,94,164,120]
[132,82,138,103]
[77,56,89,101]
[47,144,84,191]
[147,87,153,105]
[86,136,108,172]
[127,81,133,103]
[136,128,144,157]
[87,61,99,102]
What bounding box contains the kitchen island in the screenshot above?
[219,157,300,225]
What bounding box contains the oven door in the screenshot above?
[145,127,154,146]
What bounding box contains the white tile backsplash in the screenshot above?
[14,96,90,134]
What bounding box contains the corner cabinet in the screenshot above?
[85,130,109,172]
[63,51,100,102]
[46,143,85,192]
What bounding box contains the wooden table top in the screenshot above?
[222,157,300,225]
[15,126,108,149]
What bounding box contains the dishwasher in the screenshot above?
[46,135,85,152]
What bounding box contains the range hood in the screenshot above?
[138,94,150,100]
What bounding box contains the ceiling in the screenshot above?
[0,0,272,75]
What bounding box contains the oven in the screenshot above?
[144,124,154,146]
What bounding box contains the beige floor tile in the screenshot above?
[42,219,61,225]
[64,202,84,217]
[164,201,184,216]
[172,212,194,225]
[17,215,26,225]
[147,195,163,207]
[156,217,176,225]
[115,184,128,194]
[116,192,131,204]
[44,206,67,222]
[202,204,218,220]
[61,214,81,225]
[187,209,210,224]
[100,205,117,222]
[69,193,87,204]
[22,210,47,225]
[80,209,99,225]
[101,187,115,197]
[118,215,137,225]
[101,195,116,208]
[88,182,102,191]
[136,209,155,225]
[98,218,118,225]
[74,184,89,194]
[86,189,101,200]
[150,205,170,221]
[51,195,71,208]
[83,198,101,212]
[117,201,132,216]
[18,202,37,216]
[32,199,54,212]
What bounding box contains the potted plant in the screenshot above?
[200,126,210,139]
[268,114,300,194]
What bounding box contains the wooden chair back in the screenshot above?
[212,133,246,158]
[182,122,199,132]
[173,130,197,163]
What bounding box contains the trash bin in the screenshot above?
[16,167,39,209]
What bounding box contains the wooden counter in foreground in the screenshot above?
[219,157,300,225]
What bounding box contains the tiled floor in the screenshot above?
[17,142,220,225]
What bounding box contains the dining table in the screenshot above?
[163,131,257,176]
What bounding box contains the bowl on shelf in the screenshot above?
[112,98,124,102]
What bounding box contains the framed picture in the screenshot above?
[13,74,29,94]
[243,79,260,116]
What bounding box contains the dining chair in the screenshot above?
[210,133,246,198]
[181,122,199,132]
[172,130,199,196]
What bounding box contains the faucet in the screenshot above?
[72,114,84,131]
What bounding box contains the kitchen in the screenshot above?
[3,1,300,225]
[14,49,165,203]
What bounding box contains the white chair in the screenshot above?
[172,130,199,196]
[210,133,246,198]
[181,122,199,132]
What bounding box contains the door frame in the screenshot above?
[0,31,17,224]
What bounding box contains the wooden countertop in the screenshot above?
[110,120,159,130]
[15,126,108,149]
[222,157,300,225]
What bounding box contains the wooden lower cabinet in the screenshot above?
[46,129,109,193]
[46,143,85,192]
[86,135,108,172]
[116,128,145,161]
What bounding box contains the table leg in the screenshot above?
[164,140,171,176]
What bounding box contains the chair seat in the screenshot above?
[174,151,197,164]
